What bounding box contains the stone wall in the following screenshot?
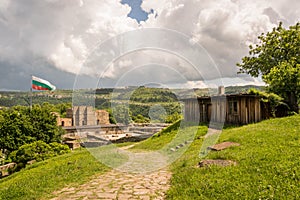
[59,118,73,127]
[0,162,16,176]
[95,110,110,125]
[63,106,110,126]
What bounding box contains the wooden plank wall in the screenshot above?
[211,97,226,123]
[184,96,262,125]
[184,99,200,122]
[226,96,261,124]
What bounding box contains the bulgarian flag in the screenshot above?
[32,76,56,91]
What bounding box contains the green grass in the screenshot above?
[130,121,208,165]
[131,120,183,151]
[132,115,300,199]
[0,148,108,200]
[1,116,299,199]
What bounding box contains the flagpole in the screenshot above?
[30,75,32,110]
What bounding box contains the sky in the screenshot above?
[0,0,300,91]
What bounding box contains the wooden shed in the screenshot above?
[183,94,263,125]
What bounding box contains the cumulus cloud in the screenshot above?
[0,0,300,89]
[134,0,299,87]
[0,0,137,81]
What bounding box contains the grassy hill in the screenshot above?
[0,149,108,200]
[132,115,300,199]
[0,115,299,199]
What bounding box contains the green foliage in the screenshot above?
[103,87,182,123]
[111,104,132,125]
[132,114,150,123]
[0,151,5,165]
[0,88,183,123]
[263,61,300,112]
[129,87,178,103]
[0,105,64,153]
[238,22,300,113]
[129,102,181,123]
[9,141,70,167]
[55,103,72,117]
[248,88,285,116]
[165,112,183,123]
[49,142,70,155]
[131,112,182,124]
[28,104,64,143]
[0,91,72,107]
[106,108,117,124]
[0,108,33,153]
[238,22,300,77]
[9,141,52,167]
[148,104,168,123]
[225,85,265,94]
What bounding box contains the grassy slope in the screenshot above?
[0,149,108,200]
[132,115,300,199]
[131,120,184,151]
[1,116,299,199]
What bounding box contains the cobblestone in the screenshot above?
[50,168,171,200]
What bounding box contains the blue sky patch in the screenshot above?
[121,0,153,23]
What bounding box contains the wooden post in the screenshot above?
[30,75,33,110]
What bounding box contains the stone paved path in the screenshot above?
[50,168,171,200]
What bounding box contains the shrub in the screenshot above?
[10,141,53,164]
[49,142,71,155]
[9,141,70,168]
[0,105,65,153]
[248,88,286,117]
[165,112,183,123]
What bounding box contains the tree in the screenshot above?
[28,104,63,143]
[237,22,300,113]
[263,62,300,112]
[248,88,285,117]
[8,141,70,172]
[132,114,150,123]
[0,108,34,153]
[165,112,183,123]
[111,104,132,125]
[0,105,64,153]
[106,108,117,124]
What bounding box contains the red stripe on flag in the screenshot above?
[32,84,50,91]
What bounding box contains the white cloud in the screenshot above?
[0,0,299,89]
[0,0,138,74]
[141,0,300,78]
[182,81,209,89]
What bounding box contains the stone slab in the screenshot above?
[208,142,240,151]
[199,159,237,167]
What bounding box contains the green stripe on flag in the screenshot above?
[32,80,54,90]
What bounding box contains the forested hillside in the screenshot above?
[0,85,264,123]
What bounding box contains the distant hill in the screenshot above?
[0,85,265,113]
[225,85,265,94]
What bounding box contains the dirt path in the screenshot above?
[50,168,172,200]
